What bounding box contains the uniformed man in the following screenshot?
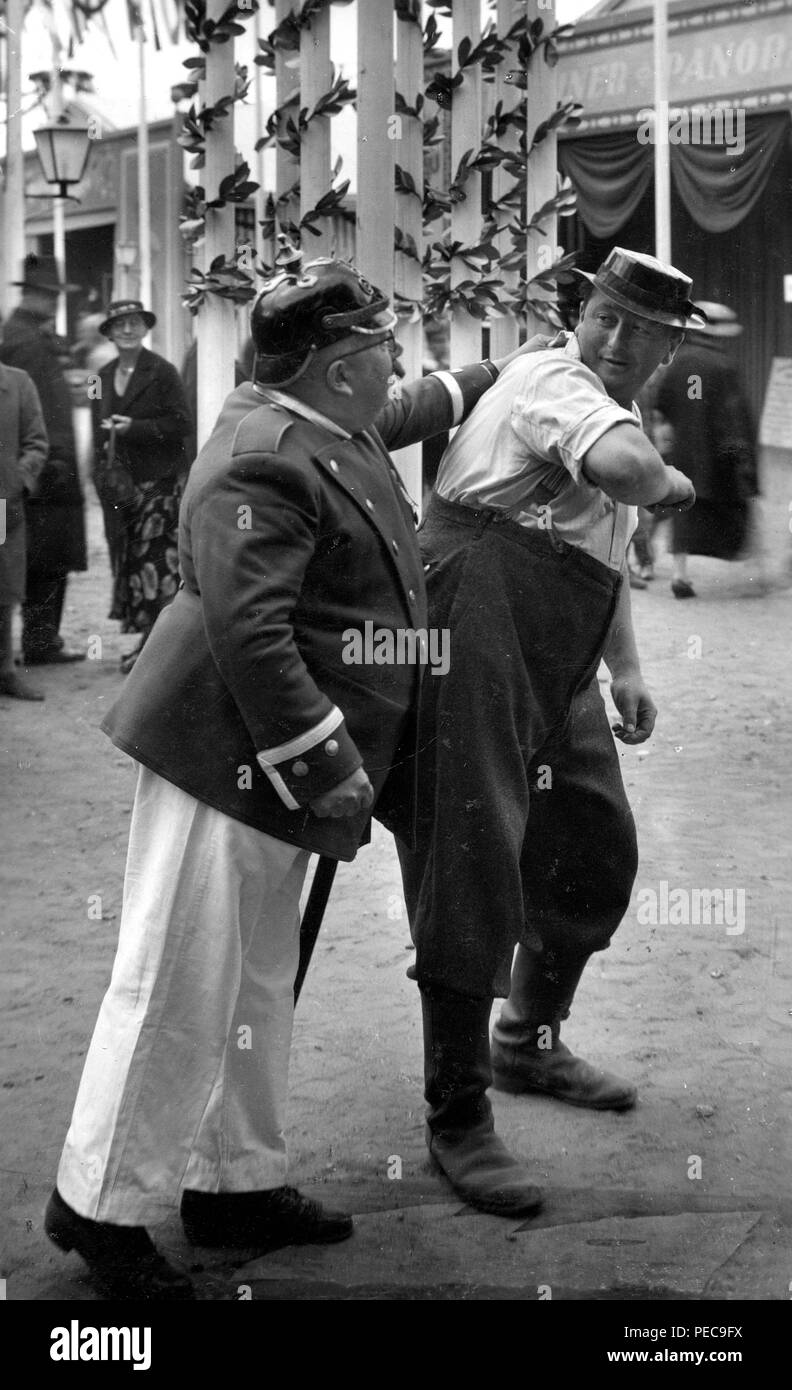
[44,259,543,1299]
[397,248,700,1218]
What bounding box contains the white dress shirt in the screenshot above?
[435,335,640,572]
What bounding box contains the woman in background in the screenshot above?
[92,300,191,672]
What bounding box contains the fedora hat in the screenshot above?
[685,300,742,338]
[12,252,80,295]
[99,299,157,337]
[574,247,706,330]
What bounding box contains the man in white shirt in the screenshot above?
[398,248,700,1218]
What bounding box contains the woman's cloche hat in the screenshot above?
[99,299,157,337]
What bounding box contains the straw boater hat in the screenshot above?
[574,247,706,330]
[99,299,157,337]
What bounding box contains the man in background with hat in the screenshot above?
[652,301,759,598]
[0,253,87,664]
[396,248,700,1219]
[45,257,544,1299]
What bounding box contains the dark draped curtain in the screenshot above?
[559,113,790,238]
[558,113,792,423]
[558,131,655,239]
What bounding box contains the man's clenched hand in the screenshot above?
[610,672,657,745]
[310,766,374,819]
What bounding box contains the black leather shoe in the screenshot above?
[45,1188,195,1300]
[181,1186,354,1250]
[23,648,86,665]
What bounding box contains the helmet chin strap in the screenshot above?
[253,344,319,389]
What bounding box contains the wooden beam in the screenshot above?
[196,0,237,449]
[1,0,26,318]
[523,0,559,337]
[300,2,333,258]
[275,0,300,236]
[489,0,522,359]
[393,0,424,505]
[356,0,394,298]
[450,0,482,368]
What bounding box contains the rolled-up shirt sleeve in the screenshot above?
[510,358,639,483]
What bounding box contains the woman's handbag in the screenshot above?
[99,422,136,505]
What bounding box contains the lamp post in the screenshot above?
[114,241,139,299]
[32,121,91,335]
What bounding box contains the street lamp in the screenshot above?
[33,121,91,201]
[32,121,92,335]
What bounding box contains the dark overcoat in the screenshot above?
[0,308,86,575]
[91,346,191,486]
[102,367,494,860]
[0,364,49,604]
[656,340,757,559]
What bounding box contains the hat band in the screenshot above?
[594,268,693,318]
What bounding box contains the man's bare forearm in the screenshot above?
[604,571,642,677]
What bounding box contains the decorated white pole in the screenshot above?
[300,2,332,258]
[652,0,672,261]
[2,0,26,318]
[394,0,424,503]
[356,0,394,301]
[488,0,521,360]
[523,0,558,337]
[274,0,300,239]
[136,19,153,314]
[196,0,237,449]
[450,0,482,368]
[253,0,266,253]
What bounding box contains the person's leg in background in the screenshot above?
[22,568,85,663]
[0,601,43,699]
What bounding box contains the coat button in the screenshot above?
[392,540,399,554]
[292,760,309,777]
[329,459,339,473]
[408,588,416,602]
[324,739,339,757]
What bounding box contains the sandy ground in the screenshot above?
[1,458,791,1304]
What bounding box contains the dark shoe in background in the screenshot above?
[23,647,86,665]
[671,580,696,599]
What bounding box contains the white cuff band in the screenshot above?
[256,706,344,767]
[433,370,465,426]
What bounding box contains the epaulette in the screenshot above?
[231,401,294,458]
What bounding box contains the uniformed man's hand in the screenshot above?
[610,672,657,745]
[310,767,375,819]
[492,330,567,375]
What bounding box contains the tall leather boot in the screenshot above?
[421,986,543,1217]
[491,945,637,1111]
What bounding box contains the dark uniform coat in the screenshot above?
[103,366,496,861]
[0,364,49,604]
[0,308,87,575]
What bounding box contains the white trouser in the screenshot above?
[57,766,311,1225]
